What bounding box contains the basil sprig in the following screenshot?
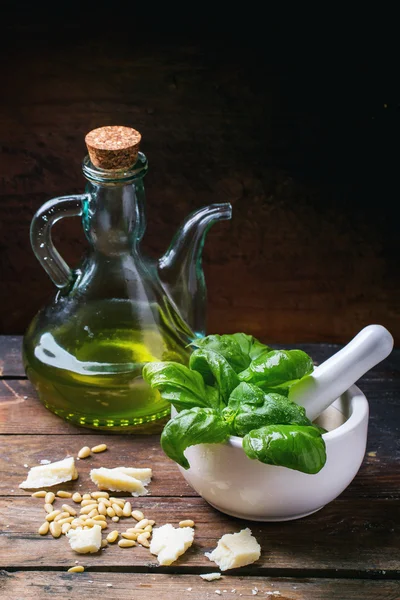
[143,333,326,474]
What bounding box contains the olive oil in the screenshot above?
[23,299,191,431]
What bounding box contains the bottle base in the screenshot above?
[43,400,170,433]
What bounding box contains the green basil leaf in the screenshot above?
[238,349,314,387]
[223,382,311,436]
[189,349,240,405]
[313,423,328,435]
[161,408,230,469]
[243,424,327,474]
[192,334,250,373]
[231,333,272,360]
[142,362,211,410]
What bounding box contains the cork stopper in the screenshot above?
[85,126,141,170]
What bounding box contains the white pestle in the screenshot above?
[289,324,394,421]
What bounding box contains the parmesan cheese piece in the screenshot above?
[67,524,102,553]
[90,467,151,496]
[19,457,77,489]
[115,467,152,485]
[149,523,194,565]
[200,573,222,581]
[205,528,261,571]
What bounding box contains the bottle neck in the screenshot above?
[82,153,148,255]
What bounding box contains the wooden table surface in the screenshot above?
[0,337,399,599]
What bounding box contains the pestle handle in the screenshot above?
[289,324,394,421]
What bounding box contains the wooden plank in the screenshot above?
[1,363,399,446]
[0,433,193,498]
[0,380,90,435]
[1,336,398,380]
[0,496,398,573]
[0,431,399,500]
[1,572,399,600]
[0,337,24,378]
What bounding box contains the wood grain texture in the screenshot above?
[0,432,398,500]
[1,572,399,600]
[0,496,398,573]
[0,27,398,342]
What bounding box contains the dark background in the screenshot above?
[0,6,398,344]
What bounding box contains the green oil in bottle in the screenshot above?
[23,299,191,431]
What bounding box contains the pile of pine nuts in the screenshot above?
[32,489,160,549]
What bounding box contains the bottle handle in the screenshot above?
[30,194,86,289]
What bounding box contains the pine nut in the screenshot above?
[122,502,132,517]
[93,515,107,521]
[82,494,92,501]
[45,492,55,504]
[71,519,83,528]
[98,502,107,516]
[102,499,111,507]
[72,470,79,481]
[80,504,98,514]
[49,521,62,538]
[144,525,153,533]
[126,527,144,535]
[91,444,107,453]
[72,492,82,503]
[118,539,136,548]
[112,503,123,517]
[109,498,125,508]
[38,522,49,535]
[179,520,195,528]
[112,516,119,523]
[62,504,77,516]
[62,522,72,534]
[44,503,54,513]
[91,491,109,499]
[106,507,116,518]
[135,519,150,529]
[121,531,137,540]
[81,499,98,507]
[80,515,89,521]
[147,520,155,526]
[137,533,150,547]
[46,510,61,522]
[131,510,144,522]
[68,565,84,573]
[57,490,72,498]
[32,491,46,498]
[101,539,108,548]
[140,531,151,539]
[78,446,91,459]
[58,517,74,526]
[99,521,108,530]
[84,519,96,527]
[106,530,119,543]
[88,509,99,519]
[54,512,70,521]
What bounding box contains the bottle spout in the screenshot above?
[158,203,232,337]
